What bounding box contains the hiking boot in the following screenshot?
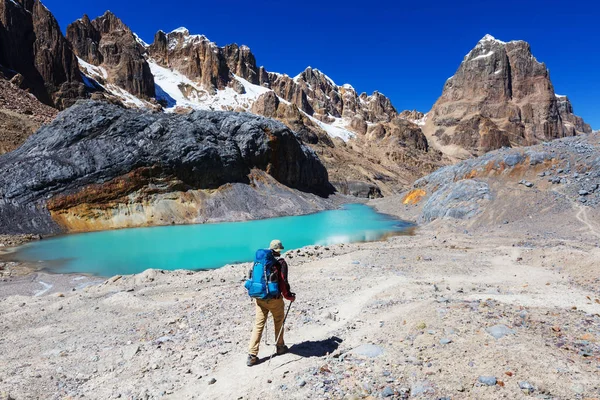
[246,354,258,366]
[276,345,289,355]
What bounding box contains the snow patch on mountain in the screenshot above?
[306,115,355,141]
[148,60,270,112]
[78,57,149,108]
[470,51,495,61]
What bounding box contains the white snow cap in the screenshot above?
[479,34,506,44]
[170,27,190,35]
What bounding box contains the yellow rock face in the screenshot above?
[402,189,426,205]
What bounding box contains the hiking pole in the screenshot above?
[269,300,293,365]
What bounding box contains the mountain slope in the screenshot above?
[0,76,58,154]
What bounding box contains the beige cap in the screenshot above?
[269,239,284,252]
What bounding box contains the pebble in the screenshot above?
[519,381,535,394]
[381,386,394,397]
[478,376,497,386]
[485,324,515,339]
[351,344,384,358]
[571,383,584,394]
[297,380,306,387]
[439,338,452,345]
[208,378,217,385]
[519,180,534,188]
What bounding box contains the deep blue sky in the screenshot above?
[45,0,599,128]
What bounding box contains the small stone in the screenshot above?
[297,380,306,387]
[485,324,515,339]
[439,338,452,345]
[571,384,584,394]
[579,190,589,196]
[382,386,394,397]
[351,344,384,358]
[208,378,216,385]
[519,381,535,394]
[478,376,497,386]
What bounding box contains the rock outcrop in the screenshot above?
[0,101,333,234]
[424,35,591,159]
[66,12,155,99]
[0,0,84,108]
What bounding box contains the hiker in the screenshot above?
[246,239,295,366]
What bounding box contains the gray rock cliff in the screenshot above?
[0,101,333,234]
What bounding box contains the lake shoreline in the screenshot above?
[5,202,404,277]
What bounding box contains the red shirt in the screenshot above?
[274,258,294,301]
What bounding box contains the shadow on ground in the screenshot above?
[288,336,343,357]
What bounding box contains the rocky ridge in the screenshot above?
[0,101,333,235]
[423,35,591,159]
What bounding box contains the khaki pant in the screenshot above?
[248,297,285,356]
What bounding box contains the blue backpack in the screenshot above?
[244,249,280,299]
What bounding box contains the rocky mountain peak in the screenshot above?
[66,11,155,99]
[424,35,591,158]
[478,34,505,44]
[92,10,128,33]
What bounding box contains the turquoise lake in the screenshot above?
[10,204,412,277]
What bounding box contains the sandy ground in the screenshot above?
[1,194,599,400]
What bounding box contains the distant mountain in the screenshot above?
[423,34,591,159]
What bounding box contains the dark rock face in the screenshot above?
[66,11,155,99]
[333,181,382,199]
[425,35,591,157]
[0,0,83,108]
[0,101,332,234]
